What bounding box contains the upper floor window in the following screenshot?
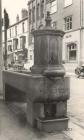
[8,40,12,52]
[22,22,25,33]
[64,0,72,7]
[13,38,18,50]
[29,9,31,23]
[51,0,57,14]
[32,7,35,23]
[29,33,34,44]
[37,4,40,20]
[10,29,11,38]
[64,16,72,31]
[8,45,12,52]
[41,0,44,18]
[20,36,26,49]
[15,26,17,36]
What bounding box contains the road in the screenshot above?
[65,76,84,140]
[0,75,84,140]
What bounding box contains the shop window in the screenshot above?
[64,0,72,7]
[64,16,72,31]
[50,0,57,14]
[67,43,77,62]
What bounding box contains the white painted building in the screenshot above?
[7,16,28,66]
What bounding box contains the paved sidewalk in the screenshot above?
[0,100,71,140]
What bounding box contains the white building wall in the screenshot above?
[63,30,80,64]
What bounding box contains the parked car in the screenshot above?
[75,64,84,78]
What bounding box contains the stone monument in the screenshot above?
[30,11,70,132]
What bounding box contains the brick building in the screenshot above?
[28,0,84,72]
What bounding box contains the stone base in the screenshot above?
[37,117,69,132]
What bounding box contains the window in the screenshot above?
[29,33,34,44]
[20,36,26,49]
[10,29,11,38]
[37,4,40,20]
[67,43,77,62]
[51,0,57,14]
[29,9,31,23]
[64,0,72,7]
[15,26,17,35]
[32,7,35,23]
[52,21,57,29]
[30,55,32,60]
[41,0,44,18]
[8,45,12,52]
[22,22,25,33]
[64,16,72,31]
[13,39,18,50]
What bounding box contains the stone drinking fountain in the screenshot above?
[3,12,70,132]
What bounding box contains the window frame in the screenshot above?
[20,36,26,49]
[13,38,18,50]
[64,15,72,31]
[67,42,77,62]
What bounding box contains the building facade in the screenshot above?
[2,9,33,70]
[28,0,84,72]
[7,16,28,66]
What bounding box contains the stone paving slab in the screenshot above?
[0,101,71,140]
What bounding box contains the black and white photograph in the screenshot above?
[0,0,84,139]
